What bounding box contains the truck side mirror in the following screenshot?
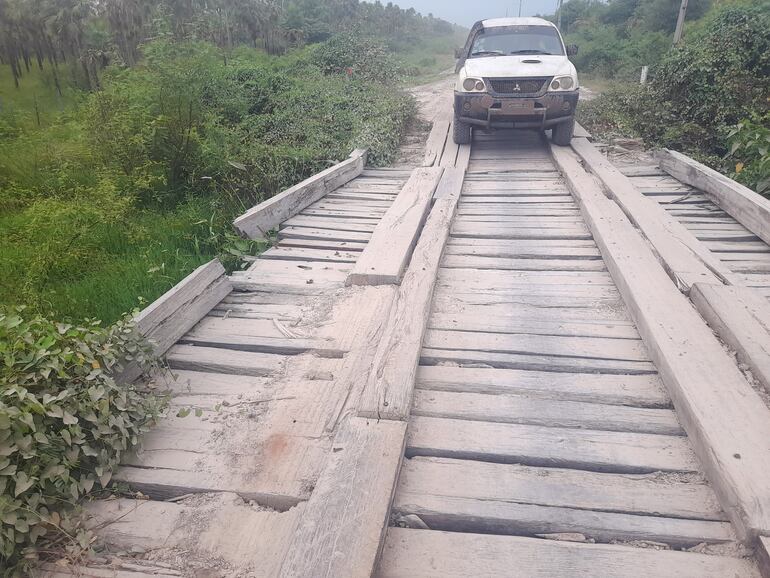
[566,44,579,57]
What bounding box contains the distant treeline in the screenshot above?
[0,0,455,90]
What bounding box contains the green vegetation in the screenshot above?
[553,0,770,195]
[0,307,166,571]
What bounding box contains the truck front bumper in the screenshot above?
[454,90,580,129]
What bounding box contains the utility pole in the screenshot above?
[518,0,523,17]
[673,0,689,46]
[556,0,564,30]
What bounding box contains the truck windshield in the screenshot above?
[470,26,564,57]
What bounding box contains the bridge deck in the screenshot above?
[40,126,770,578]
[375,130,755,577]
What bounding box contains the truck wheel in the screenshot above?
[551,116,575,146]
[453,116,472,145]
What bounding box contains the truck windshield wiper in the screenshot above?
[470,50,505,56]
[510,49,552,55]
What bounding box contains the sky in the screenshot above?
[387,0,563,27]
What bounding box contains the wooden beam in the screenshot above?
[550,143,770,541]
[347,167,444,286]
[358,168,464,419]
[656,148,770,246]
[277,417,406,578]
[233,149,367,239]
[691,283,770,395]
[571,137,737,291]
[422,120,451,167]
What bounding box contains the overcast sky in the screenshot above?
[387,1,562,27]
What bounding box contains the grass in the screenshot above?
[398,31,466,85]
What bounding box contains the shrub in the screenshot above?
[726,114,770,195]
[312,33,403,84]
[0,308,166,572]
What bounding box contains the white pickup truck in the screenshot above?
[454,17,580,145]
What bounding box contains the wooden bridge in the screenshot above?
[40,111,770,577]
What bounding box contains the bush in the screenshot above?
[312,33,403,84]
[726,114,770,195]
[0,308,166,572]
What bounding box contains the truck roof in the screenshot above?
[480,17,555,29]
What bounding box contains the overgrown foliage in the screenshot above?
[0,36,415,322]
[577,1,770,194]
[0,307,166,572]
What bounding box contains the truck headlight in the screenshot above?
[461,77,486,93]
[550,76,575,91]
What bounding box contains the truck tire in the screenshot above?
[551,116,575,146]
[453,116,472,145]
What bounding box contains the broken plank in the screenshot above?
[165,344,285,376]
[378,528,760,578]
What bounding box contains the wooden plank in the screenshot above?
[406,416,697,474]
[358,168,464,420]
[378,528,760,578]
[134,260,231,356]
[552,143,770,540]
[348,167,444,286]
[423,329,648,362]
[165,344,285,376]
[394,494,734,547]
[428,311,638,340]
[233,149,366,239]
[571,138,736,290]
[691,283,770,395]
[412,390,682,435]
[399,457,723,521]
[422,120,450,167]
[442,254,606,272]
[657,148,770,246]
[277,417,406,578]
[758,535,770,578]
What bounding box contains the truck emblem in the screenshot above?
[513,83,521,92]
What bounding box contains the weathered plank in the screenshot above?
[416,366,669,407]
[234,149,366,239]
[399,457,723,521]
[571,138,736,290]
[552,143,770,540]
[165,344,285,376]
[278,417,406,578]
[691,283,770,395]
[358,168,464,420]
[406,416,698,474]
[135,260,231,356]
[378,528,760,578]
[412,390,682,435]
[347,167,444,286]
[656,148,770,246]
[422,120,450,167]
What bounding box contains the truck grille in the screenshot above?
[487,77,551,96]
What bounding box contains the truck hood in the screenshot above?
[463,55,575,79]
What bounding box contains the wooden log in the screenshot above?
[357,168,464,419]
[277,417,406,578]
[656,148,770,246]
[691,283,770,395]
[347,167,444,286]
[233,149,366,239]
[551,143,770,540]
[571,138,736,291]
[378,528,761,578]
